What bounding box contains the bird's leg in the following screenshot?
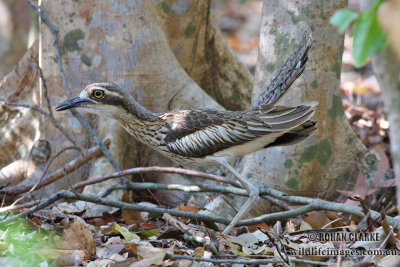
[218,160,259,235]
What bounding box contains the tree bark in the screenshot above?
[0,0,33,78]
[208,0,369,219]
[0,40,39,182]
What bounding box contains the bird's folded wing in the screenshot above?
[163,106,314,158]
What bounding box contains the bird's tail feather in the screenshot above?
[251,32,313,107]
[264,120,317,148]
[261,105,315,131]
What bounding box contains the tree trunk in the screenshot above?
[0,0,33,79]
[209,0,369,219]
[253,0,367,194]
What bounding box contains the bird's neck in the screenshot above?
[124,94,156,121]
[114,101,161,146]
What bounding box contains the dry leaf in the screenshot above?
[247,222,268,233]
[178,205,199,213]
[54,202,84,214]
[111,257,139,267]
[192,247,204,257]
[36,249,84,266]
[134,245,167,266]
[286,221,295,233]
[299,221,313,231]
[373,149,395,188]
[375,255,400,267]
[337,173,377,206]
[304,211,332,229]
[86,254,125,267]
[228,232,267,255]
[139,222,159,230]
[63,216,96,256]
[121,193,143,225]
[87,218,106,227]
[218,239,240,254]
[96,244,125,259]
[123,242,140,257]
[49,250,85,267]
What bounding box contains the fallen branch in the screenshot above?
[165,254,329,266]
[10,146,80,207]
[75,166,289,210]
[0,181,280,211]
[73,166,240,189]
[0,98,49,117]
[2,144,106,195]
[2,189,400,229]
[98,182,250,196]
[0,166,285,211]
[0,96,82,152]
[1,163,285,207]
[165,254,283,265]
[5,174,399,227]
[28,60,82,150]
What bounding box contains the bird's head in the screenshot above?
[55,82,154,119]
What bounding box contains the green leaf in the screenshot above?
[329,8,359,33]
[368,0,384,12]
[136,228,161,238]
[233,250,246,255]
[352,7,386,67]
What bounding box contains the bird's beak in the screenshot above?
[55,96,94,111]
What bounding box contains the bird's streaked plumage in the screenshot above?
[56,83,316,166]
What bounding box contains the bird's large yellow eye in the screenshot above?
[92,89,104,99]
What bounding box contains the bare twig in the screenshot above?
[0,95,82,151]
[10,146,80,207]
[183,234,218,255]
[3,189,400,229]
[74,166,288,210]
[74,166,240,190]
[1,145,105,196]
[0,181,267,211]
[100,182,249,196]
[166,254,282,264]
[5,177,400,227]
[262,195,291,210]
[166,253,330,265]
[0,98,49,117]
[27,60,82,150]
[26,0,127,184]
